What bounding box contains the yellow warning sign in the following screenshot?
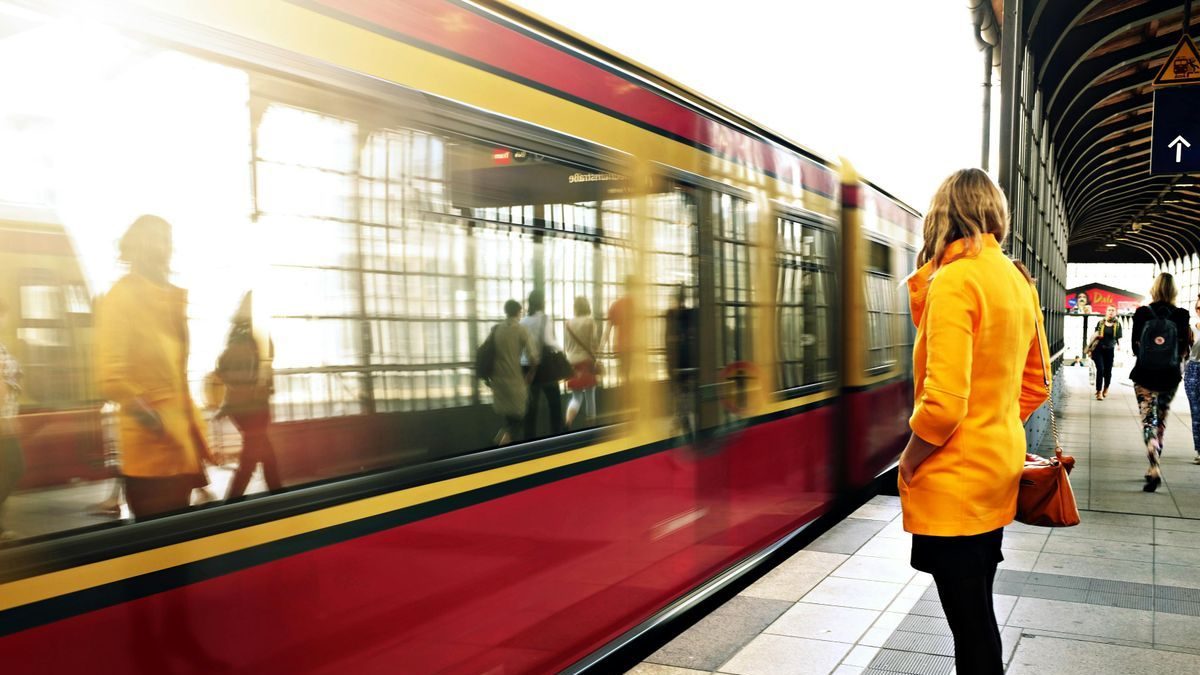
[1154,34,1200,86]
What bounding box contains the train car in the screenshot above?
[0,205,103,488]
[0,1,919,673]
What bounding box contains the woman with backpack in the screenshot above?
[1131,273,1192,492]
[215,291,282,501]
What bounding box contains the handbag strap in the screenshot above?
[565,322,597,362]
[1029,281,1062,459]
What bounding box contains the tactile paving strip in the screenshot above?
[868,648,955,675]
[896,614,953,636]
[882,630,955,657]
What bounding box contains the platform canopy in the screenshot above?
[996,0,1200,263]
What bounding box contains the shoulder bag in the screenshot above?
[565,322,603,390]
[1017,293,1081,528]
[534,315,574,384]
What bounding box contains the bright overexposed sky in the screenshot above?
[513,0,990,211]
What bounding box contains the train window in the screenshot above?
[864,240,899,371]
[776,216,835,390]
[714,193,752,369]
[647,191,697,383]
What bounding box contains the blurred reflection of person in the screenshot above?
[563,295,600,430]
[665,284,697,439]
[0,299,24,541]
[601,276,634,386]
[215,291,282,501]
[522,289,564,440]
[491,299,537,446]
[95,215,214,520]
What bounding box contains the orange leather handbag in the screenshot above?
[1016,303,1081,527]
[1017,448,1080,527]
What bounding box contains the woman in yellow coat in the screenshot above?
[899,169,1050,674]
[95,215,212,519]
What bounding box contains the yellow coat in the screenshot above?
[95,272,212,478]
[900,234,1050,536]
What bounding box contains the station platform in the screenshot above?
[627,366,1200,674]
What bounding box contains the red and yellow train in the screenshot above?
[0,1,919,672]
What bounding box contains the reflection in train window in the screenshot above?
[647,191,697,383]
[864,240,899,371]
[777,216,835,390]
[714,193,752,371]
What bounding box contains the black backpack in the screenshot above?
[1139,305,1180,370]
[475,325,498,381]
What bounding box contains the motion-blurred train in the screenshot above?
[0,1,919,672]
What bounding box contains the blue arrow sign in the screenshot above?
[1151,87,1200,175]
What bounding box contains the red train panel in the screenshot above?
[1,404,834,674]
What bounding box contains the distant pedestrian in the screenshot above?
[489,299,537,446]
[1088,306,1122,400]
[601,277,634,387]
[899,169,1049,675]
[215,291,282,501]
[1185,294,1200,465]
[1131,273,1192,491]
[563,296,600,430]
[521,290,564,440]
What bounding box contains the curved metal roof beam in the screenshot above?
[1062,131,1153,197]
[1046,35,1174,121]
[1059,111,1153,187]
[1071,209,1200,252]
[1039,1,1181,103]
[1037,0,1141,83]
[1072,171,1168,220]
[1057,91,1152,172]
[1056,83,1148,168]
[1065,151,1152,215]
[1058,104,1152,170]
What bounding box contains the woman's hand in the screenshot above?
[899,433,939,485]
[132,398,165,435]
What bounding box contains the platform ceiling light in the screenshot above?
[1105,242,1118,247]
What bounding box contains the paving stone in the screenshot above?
[1033,552,1153,584]
[1006,597,1153,643]
[1007,634,1200,674]
[646,596,791,671]
[718,634,851,675]
[802,576,904,611]
[764,602,878,643]
[1154,612,1200,648]
[832,555,917,585]
[808,518,890,555]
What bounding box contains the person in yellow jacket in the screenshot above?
[95,215,213,519]
[898,169,1050,675]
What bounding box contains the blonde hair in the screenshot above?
[1151,272,1177,304]
[917,168,1010,273]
